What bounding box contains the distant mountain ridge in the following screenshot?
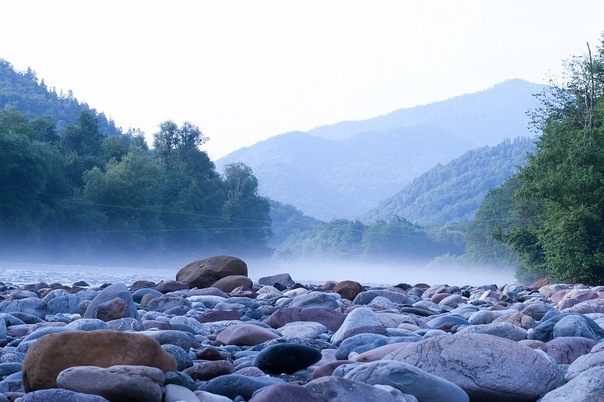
[217,79,546,220]
[361,137,536,225]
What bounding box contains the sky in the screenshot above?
[2,0,604,161]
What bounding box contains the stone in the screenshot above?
[82,283,139,323]
[385,333,562,402]
[0,297,48,319]
[330,307,388,345]
[455,322,528,341]
[540,336,597,364]
[288,292,340,309]
[176,256,248,289]
[253,343,322,374]
[184,360,234,381]
[15,389,110,401]
[304,376,416,402]
[211,275,254,293]
[540,366,604,401]
[164,383,199,402]
[216,323,280,345]
[334,360,469,402]
[140,329,197,350]
[278,321,327,340]
[258,273,295,290]
[162,344,193,370]
[333,280,364,301]
[146,294,192,313]
[566,342,604,381]
[532,313,604,342]
[265,307,345,332]
[56,365,165,402]
[249,383,324,402]
[203,374,284,400]
[492,312,536,329]
[21,330,177,391]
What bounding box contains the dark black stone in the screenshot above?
[254,343,321,374]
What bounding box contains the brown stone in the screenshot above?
[216,323,280,346]
[211,275,253,293]
[184,360,234,381]
[22,330,177,391]
[529,278,549,289]
[176,256,248,289]
[95,297,127,322]
[332,280,364,301]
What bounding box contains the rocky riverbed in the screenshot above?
[0,255,603,401]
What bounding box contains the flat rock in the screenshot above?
[304,376,417,402]
[540,366,604,401]
[15,389,110,401]
[216,323,280,346]
[385,333,562,402]
[264,307,345,332]
[56,365,165,402]
[334,360,469,402]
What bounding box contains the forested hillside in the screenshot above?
[0,60,122,136]
[217,79,545,220]
[483,36,604,284]
[0,62,272,263]
[362,137,536,225]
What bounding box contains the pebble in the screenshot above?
[1,257,604,401]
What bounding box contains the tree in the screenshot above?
[221,162,272,254]
[501,35,604,284]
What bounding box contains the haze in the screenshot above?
[2,0,603,160]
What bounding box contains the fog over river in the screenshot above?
[0,259,519,288]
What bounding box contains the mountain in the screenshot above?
[216,79,546,220]
[361,137,536,225]
[0,59,122,136]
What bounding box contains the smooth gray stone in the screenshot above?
[305,376,417,402]
[335,360,469,402]
[331,307,388,345]
[540,366,604,401]
[0,297,48,319]
[16,388,109,401]
[56,365,164,402]
[386,333,562,402]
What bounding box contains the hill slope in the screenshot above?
[361,137,536,225]
[0,59,122,136]
[217,79,545,220]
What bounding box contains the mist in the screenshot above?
[0,244,519,288]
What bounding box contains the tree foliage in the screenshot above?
[498,35,604,284]
[0,105,272,260]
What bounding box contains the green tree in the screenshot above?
[501,36,604,284]
[83,147,164,252]
[221,162,272,254]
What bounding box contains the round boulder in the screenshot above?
[22,330,177,391]
[176,256,248,289]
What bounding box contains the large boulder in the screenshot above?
[385,333,562,402]
[22,330,177,391]
[176,256,248,289]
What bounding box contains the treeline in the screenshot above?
[0,60,121,136]
[275,216,464,263]
[363,137,536,225]
[0,107,271,261]
[466,35,604,284]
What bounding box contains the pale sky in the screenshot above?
[2,1,603,160]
